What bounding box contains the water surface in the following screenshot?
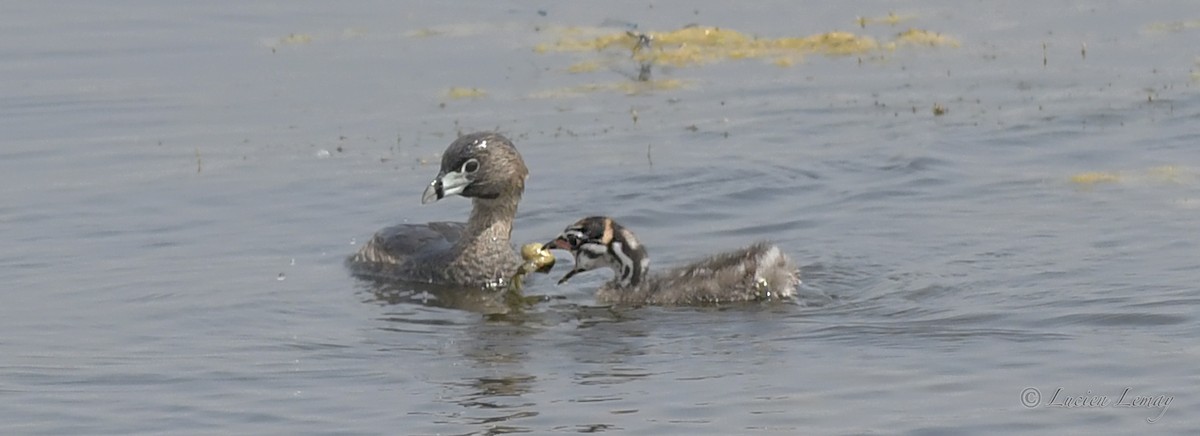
[2,1,1198,434]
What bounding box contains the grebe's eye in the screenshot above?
[462,159,480,174]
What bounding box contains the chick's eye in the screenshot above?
[462,159,480,174]
[562,229,587,247]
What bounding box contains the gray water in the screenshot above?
[3,1,1199,434]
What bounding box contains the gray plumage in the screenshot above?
[347,132,527,289]
[545,217,800,305]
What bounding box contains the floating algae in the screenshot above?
[262,33,314,51]
[1147,165,1185,183]
[1145,19,1200,33]
[566,59,606,73]
[1070,171,1122,186]
[445,87,487,99]
[537,26,883,68]
[281,33,313,45]
[262,29,369,51]
[889,28,960,48]
[408,28,445,38]
[537,24,958,69]
[533,21,957,96]
[1069,166,1193,188]
[857,12,918,28]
